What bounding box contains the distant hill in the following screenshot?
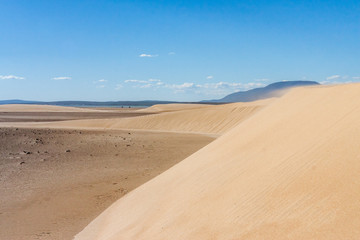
[0,99,42,105]
[0,100,221,107]
[206,81,320,103]
[0,99,178,107]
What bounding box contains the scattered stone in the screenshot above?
[126,144,131,147]
[66,150,71,153]
[19,161,25,165]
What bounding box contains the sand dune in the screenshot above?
[42,100,271,134]
[0,104,103,112]
[137,103,212,113]
[75,83,360,240]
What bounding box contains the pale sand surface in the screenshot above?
[136,103,212,113]
[0,127,214,240]
[30,99,272,135]
[75,83,360,240]
[0,104,106,112]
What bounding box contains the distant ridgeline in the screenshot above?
[0,100,178,107]
[0,100,223,107]
[205,81,320,103]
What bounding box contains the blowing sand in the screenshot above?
[75,83,360,240]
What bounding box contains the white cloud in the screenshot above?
[320,80,353,85]
[199,82,265,91]
[125,78,164,89]
[124,79,148,83]
[168,82,196,89]
[115,84,123,90]
[321,75,356,84]
[206,75,214,79]
[53,76,71,80]
[148,78,161,82]
[0,75,25,80]
[139,53,158,58]
[93,79,108,84]
[124,77,266,96]
[163,81,265,95]
[326,75,341,80]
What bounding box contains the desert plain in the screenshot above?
[1,83,360,240]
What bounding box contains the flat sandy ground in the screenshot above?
[0,113,214,239]
[0,110,152,122]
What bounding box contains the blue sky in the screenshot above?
[1,0,359,101]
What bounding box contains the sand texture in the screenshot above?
[75,84,360,240]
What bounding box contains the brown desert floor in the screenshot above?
[0,127,214,240]
[0,111,153,122]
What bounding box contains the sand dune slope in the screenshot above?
[76,84,360,240]
[137,103,211,113]
[47,101,270,134]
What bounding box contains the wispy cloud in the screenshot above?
[167,83,196,92]
[326,75,341,81]
[321,74,355,84]
[165,81,266,95]
[124,78,165,89]
[0,75,25,80]
[168,52,176,55]
[124,77,266,95]
[93,79,108,84]
[206,75,214,79]
[115,84,123,90]
[139,53,158,58]
[52,76,71,80]
[124,79,148,83]
[148,78,161,82]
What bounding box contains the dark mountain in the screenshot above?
[207,81,320,103]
